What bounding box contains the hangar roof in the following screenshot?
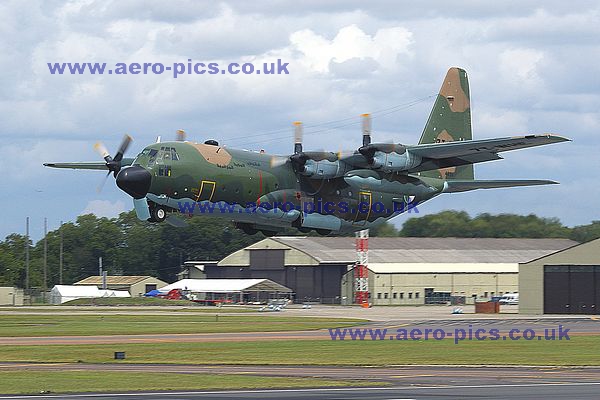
[75,276,159,286]
[270,237,576,264]
[520,237,600,266]
[159,279,292,293]
[368,263,518,274]
[51,285,101,297]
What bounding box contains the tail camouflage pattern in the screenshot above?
[419,67,474,180]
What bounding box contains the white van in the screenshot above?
[499,293,519,305]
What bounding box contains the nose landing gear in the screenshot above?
[148,204,167,223]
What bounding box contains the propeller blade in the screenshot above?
[113,134,132,162]
[270,155,289,168]
[96,171,111,193]
[302,151,338,162]
[133,198,151,221]
[293,122,302,154]
[362,113,372,146]
[176,129,186,142]
[94,142,111,161]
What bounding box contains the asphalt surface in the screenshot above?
[1,384,600,399]
[1,364,600,399]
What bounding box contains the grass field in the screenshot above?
[0,371,382,394]
[1,336,599,366]
[0,314,364,337]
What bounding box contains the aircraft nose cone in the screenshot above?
[116,166,151,199]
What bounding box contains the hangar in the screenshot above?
[159,278,292,303]
[74,275,168,297]
[519,238,600,314]
[183,237,574,304]
[49,285,131,304]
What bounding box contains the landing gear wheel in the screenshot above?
[316,229,331,236]
[151,205,167,223]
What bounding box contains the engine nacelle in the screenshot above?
[301,159,350,179]
[298,212,343,232]
[343,173,437,196]
[371,150,421,172]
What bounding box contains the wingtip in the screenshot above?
[545,134,571,142]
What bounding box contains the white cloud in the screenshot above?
[474,109,528,137]
[289,25,412,73]
[1,0,600,240]
[498,48,545,88]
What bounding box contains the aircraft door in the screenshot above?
[196,180,216,202]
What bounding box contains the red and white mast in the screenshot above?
[355,229,369,307]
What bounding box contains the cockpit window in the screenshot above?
[171,148,179,161]
[147,149,159,167]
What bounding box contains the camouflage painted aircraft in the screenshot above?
[45,67,569,235]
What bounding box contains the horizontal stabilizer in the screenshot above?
[443,179,558,193]
[165,214,188,227]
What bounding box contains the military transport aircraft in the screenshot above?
[44,67,569,235]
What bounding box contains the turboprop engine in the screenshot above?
[359,143,422,173]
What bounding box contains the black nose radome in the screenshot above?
[116,166,151,199]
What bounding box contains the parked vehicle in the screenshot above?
[499,293,519,305]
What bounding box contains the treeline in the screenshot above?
[372,211,600,242]
[1,210,599,289]
[0,213,263,289]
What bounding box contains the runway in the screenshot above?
[1,364,600,399]
[1,311,598,398]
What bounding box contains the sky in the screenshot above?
[1,0,599,241]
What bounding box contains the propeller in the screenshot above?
[94,135,133,192]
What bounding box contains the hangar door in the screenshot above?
[544,265,600,314]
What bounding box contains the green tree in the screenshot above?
[370,221,399,237]
[570,221,600,243]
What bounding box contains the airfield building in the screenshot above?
[183,237,575,305]
[519,238,600,314]
[0,287,24,306]
[159,278,292,303]
[74,275,167,297]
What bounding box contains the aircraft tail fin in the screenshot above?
[419,67,473,180]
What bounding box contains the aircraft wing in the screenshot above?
[43,158,135,170]
[338,134,569,173]
[443,179,558,193]
[408,134,569,160]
